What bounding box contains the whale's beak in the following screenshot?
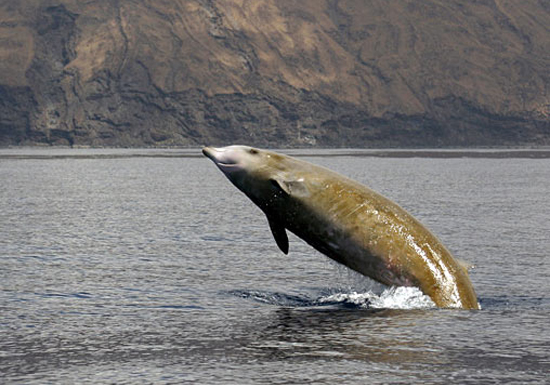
[202,146,216,162]
[202,146,241,173]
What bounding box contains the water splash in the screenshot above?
[318,287,436,309]
[229,286,436,310]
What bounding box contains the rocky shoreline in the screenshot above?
[2,147,550,160]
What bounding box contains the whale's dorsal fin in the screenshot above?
[268,217,289,254]
[457,259,475,274]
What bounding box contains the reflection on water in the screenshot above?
[253,307,442,363]
[1,149,550,384]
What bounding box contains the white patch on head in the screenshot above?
[204,145,262,175]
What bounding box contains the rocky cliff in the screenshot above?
[1,0,549,147]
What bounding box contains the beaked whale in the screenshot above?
[203,145,480,309]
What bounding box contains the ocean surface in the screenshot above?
[1,148,549,384]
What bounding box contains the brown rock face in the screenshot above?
[1,0,549,147]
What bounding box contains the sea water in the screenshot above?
[1,148,549,384]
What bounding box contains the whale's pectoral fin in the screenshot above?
[270,178,309,197]
[271,178,291,195]
[268,217,289,254]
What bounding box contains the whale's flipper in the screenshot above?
[271,178,310,197]
[268,217,289,254]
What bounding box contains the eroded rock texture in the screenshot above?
[1,0,549,147]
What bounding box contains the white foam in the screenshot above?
[319,286,436,310]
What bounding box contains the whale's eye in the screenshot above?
[249,148,259,155]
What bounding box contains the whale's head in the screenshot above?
[202,145,266,176]
[202,145,306,213]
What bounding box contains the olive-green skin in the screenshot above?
[203,146,480,309]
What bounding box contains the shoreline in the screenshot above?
[1,147,550,160]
